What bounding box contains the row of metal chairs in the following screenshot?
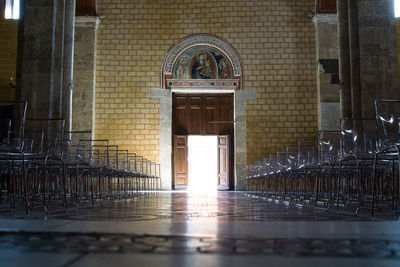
[0,100,161,214]
[246,100,400,217]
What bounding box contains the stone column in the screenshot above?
[62,0,75,133]
[17,0,56,118]
[235,89,257,190]
[72,16,100,135]
[337,0,352,119]
[313,14,341,130]
[348,0,362,119]
[149,89,172,190]
[358,0,400,117]
[16,0,76,123]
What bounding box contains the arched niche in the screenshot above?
[161,34,244,90]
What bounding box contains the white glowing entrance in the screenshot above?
[188,135,218,192]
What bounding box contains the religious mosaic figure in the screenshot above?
[218,58,230,79]
[191,51,213,79]
[176,58,189,79]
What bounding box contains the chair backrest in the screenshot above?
[276,150,286,173]
[286,146,298,171]
[318,130,340,163]
[298,138,317,168]
[135,155,146,174]
[23,130,44,153]
[0,101,27,148]
[374,100,400,149]
[268,154,277,175]
[0,119,11,144]
[340,118,377,158]
[262,157,269,176]
[25,118,65,156]
[64,131,92,157]
[253,160,263,178]
[77,139,109,164]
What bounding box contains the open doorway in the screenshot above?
[172,94,234,190]
[173,134,230,190]
[188,135,218,192]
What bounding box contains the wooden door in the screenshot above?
[172,94,234,190]
[173,135,188,188]
[316,0,337,14]
[218,135,229,190]
[172,94,234,135]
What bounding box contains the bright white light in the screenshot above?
[4,0,12,19]
[13,0,20,19]
[188,135,218,193]
[4,0,19,19]
[395,0,400,17]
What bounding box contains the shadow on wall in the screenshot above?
[396,18,400,80]
[0,12,18,101]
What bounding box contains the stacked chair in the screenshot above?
[0,100,161,214]
[247,99,400,217]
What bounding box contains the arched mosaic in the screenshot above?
[161,34,244,90]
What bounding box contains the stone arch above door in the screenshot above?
[161,34,244,90]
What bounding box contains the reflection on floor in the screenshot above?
[0,192,400,266]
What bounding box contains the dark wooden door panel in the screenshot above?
[218,135,229,190]
[76,0,96,16]
[190,96,201,105]
[176,96,187,105]
[205,107,216,134]
[174,135,188,187]
[174,96,188,133]
[316,0,337,14]
[205,96,217,134]
[219,96,234,134]
[175,107,187,133]
[173,94,234,135]
[189,106,202,134]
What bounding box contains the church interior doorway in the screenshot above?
[172,94,234,190]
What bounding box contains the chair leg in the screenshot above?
[371,154,377,217]
[336,161,342,211]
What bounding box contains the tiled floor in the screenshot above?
[0,191,400,266]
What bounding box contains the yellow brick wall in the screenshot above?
[0,5,18,101]
[95,0,318,163]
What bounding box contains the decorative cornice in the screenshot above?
[166,79,239,90]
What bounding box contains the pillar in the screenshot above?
[358,0,400,117]
[313,13,341,130]
[348,0,362,119]
[337,0,352,119]
[72,16,100,135]
[16,0,75,123]
[63,0,75,133]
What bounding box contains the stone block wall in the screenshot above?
[358,0,400,118]
[95,0,318,163]
[72,17,99,135]
[313,14,340,131]
[0,3,18,100]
